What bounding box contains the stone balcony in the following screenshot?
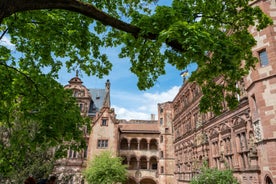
[127,169,158,179]
[120,149,159,157]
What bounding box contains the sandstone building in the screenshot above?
[55,0,276,183]
[168,0,276,183]
[54,75,175,184]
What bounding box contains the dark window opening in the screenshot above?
[97,140,108,148]
[259,50,269,66]
[160,135,163,143]
[161,166,164,173]
[101,119,107,126]
[152,163,157,170]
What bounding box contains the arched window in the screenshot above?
[150,157,158,170]
[129,157,138,170]
[160,151,164,158]
[130,139,138,150]
[140,139,148,150]
[140,156,147,169]
[121,156,128,166]
[149,139,158,150]
[266,176,273,184]
[120,138,128,150]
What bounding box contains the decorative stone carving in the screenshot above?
[252,120,262,142]
[232,117,247,130]
[220,141,225,155]
[248,132,257,157]
[209,128,219,140]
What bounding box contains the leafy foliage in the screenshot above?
[83,151,127,184]
[0,0,272,113]
[191,164,239,184]
[0,0,273,180]
[0,61,90,182]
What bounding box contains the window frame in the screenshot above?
[101,118,108,126]
[97,139,108,149]
[258,49,269,67]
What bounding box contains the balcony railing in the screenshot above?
[120,149,159,157]
[127,169,158,179]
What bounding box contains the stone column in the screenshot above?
[137,160,140,169]
[127,158,130,169]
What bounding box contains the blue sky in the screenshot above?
[57,45,192,120]
[0,0,196,120]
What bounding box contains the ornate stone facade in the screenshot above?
[55,75,175,184]
[55,1,276,183]
[164,1,276,183]
[170,81,260,183]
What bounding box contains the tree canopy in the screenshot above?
[0,0,272,180]
[191,164,240,184]
[0,66,89,182]
[0,0,272,113]
[83,151,127,184]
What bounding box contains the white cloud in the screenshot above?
[111,86,180,120]
[0,35,15,49]
[112,105,150,120]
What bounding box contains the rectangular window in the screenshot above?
[101,119,107,126]
[259,50,269,66]
[97,140,108,148]
[160,118,163,125]
[161,166,164,174]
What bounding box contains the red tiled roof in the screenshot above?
[119,123,159,133]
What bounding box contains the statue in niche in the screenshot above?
[220,141,225,156]
[196,133,202,146]
[248,132,257,156]
[225,139,231,154]
[202,132,208,144]
[240,134,246,149]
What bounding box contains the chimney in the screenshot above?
[151,114,155,120]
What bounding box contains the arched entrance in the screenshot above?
[140,178,156,184]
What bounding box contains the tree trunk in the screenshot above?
[0,0,139,34]
[0,0,183,52]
